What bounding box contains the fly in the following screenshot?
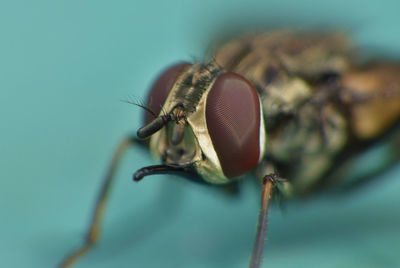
[59,30,400,268]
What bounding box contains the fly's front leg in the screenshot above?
[59,136,145,268]
[250,161,293,268]
[250,173,293,268]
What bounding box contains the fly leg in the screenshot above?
[59,136,145,268]
[250,173,292,268]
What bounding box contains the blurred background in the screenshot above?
[1,0,399,267]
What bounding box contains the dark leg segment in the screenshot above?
[249,174,278,268]
[59,136,143,268]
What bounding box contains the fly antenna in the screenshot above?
[136,113,173,139]
[136,104,186,139]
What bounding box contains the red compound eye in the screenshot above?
[144,63,190,125]
[206,72,261,178]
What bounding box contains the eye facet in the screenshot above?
[144,63,190,124]
[206,72,261,178]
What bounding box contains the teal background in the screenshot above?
[1,0,399,267]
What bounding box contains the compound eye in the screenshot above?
[206,72,261,178]
[144,63,190,124]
